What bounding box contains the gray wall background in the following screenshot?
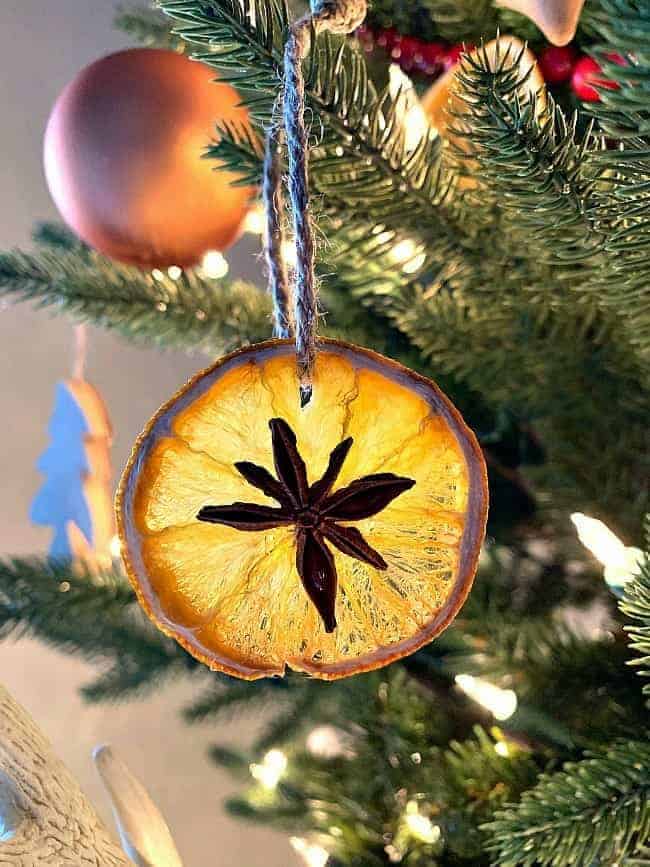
[0,2,297,863]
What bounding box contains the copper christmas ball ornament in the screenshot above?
[44,48,253,268]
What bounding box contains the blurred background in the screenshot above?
[0,1,296,863]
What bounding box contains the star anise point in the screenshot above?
[197,418,415,632]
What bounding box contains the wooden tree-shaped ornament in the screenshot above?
[31,378,114,572]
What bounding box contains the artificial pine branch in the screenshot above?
[371,271,648,534]
[449,40,607,269]
[0,558,192,696]
[442,726,540,829]
[32,221,84,251]
[485,740,650,866]
[220,674,541,865]
[206,119,265,187]
[159,0,473,261]
[0,238,422,375]
[157,0,286,126]
[589,0,650,371]
[448,616,647,746]
[0,558,131,648]
[0,246,272,352]
[620,517,650,701]
[182,678,289,722]
[370,0,498,43]
[114,4,185,49]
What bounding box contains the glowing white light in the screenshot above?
[375,230,394,246]
[243,205,265,235]
[306,726,348,759]
[281,240,298,268]
[390,238,426,273]
[571,513,643,593]
[151,269,165,281]
[402,252,426,274]
[109,535,122,559]
[167,265,182,280]
[403,801,440,844]
[494,740,510,757]
[391,238,417,263]
[290,837,329,867]
[388,64,431,152]
[250,749,287,789]
[455,674,518,721]
[200,250,229,279]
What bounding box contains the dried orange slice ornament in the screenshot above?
[117,339,488,680]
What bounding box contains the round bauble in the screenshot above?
[117,339,488,680]
[571,53,623,102]
[539,44,577,83]
[44,48,253,268]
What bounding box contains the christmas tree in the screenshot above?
[0,0,649,864]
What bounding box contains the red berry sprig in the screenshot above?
[357,24,626,104]
[356,25,462,76]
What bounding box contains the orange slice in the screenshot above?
[117,339,488,680]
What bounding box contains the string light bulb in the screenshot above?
[249,749,287,789]
[388,65,431,152]
[571,512,643,595]
[402,801,440,845]
[243,204,265,235]
[290,837,329,867]
[200,250,229,279]
[166,265,182,280]
[109,535,122,559]
[455,674,518,720]
[306,725,351,759]
[388,237,426,274]
[391,238,417,263]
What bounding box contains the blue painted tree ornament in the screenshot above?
[31,379,114,571]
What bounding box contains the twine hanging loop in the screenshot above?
[263,0,367,406]
[309,0,367,34]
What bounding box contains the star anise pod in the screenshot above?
[197,418,415,633]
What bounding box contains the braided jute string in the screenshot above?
[263,102,291,339]
[263,0,367,406]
